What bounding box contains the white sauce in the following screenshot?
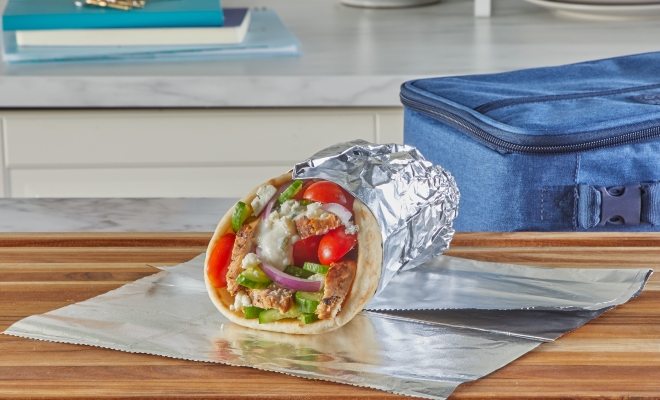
[255,205,299,270]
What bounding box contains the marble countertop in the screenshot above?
[0,198,236,232]
[0,0,659,107]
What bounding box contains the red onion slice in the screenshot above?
[256,247,322,292]
[261,181,293,220]
[320,203,353,226]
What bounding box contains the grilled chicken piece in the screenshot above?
[316,260,357,320]
[226,218,259,296]
[295,214,343,240]
[248,285,295,314]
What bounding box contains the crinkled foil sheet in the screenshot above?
[367,255,651,312]
[1,141,653,399]
[4,255,651,399]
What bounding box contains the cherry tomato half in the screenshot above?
[207,233,236,288]
[292,181,314,201]
[303,181,354,211]
[318,227,358,265]
[293,234,322,266]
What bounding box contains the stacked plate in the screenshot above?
[524,0,660,20]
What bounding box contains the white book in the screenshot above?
[2,9,300,64]
[15,8,250,47]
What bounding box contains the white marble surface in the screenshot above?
[0,198,237,232]
[1,0,659,107]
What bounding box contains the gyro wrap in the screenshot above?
[205,140,458,334]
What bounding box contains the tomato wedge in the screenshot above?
[207,233,236,288]
[293,234,322,266]
[303,181,354,211]
[292,181,314,201]
[318,227,358,265]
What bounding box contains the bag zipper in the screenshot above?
[400,92,660,155]
[474,82,660,114]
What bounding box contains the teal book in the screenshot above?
[2,8,301,63]
[2,0,224,31]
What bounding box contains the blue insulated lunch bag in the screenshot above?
[402,52,660,232]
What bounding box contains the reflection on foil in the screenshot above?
[2,254,651,400]
[370,308,609,342]
[292,140,460,293]
[210,314,383,376]
[208,313,538,400]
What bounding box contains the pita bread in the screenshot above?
[205,172,382,334]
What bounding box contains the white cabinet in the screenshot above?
[0,108,403,198]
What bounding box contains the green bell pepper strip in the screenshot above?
[231,201,251,233]
[236,266,272,289]
[243,306,265,319]
[258,305,302,324]
[284,265,315,279]
[276,180,304,207]
[303,262,330,275]
[298,313,319,324]
[295,291,323,314]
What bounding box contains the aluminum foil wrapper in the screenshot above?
[293,140,459,293]
[4,255,651,399]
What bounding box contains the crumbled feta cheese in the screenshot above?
[279,199,304,219]
[241,253,261,270]
[345,224,360,235]
[231,291,252,312]
[305,202,330,219]
[250,184,277,217]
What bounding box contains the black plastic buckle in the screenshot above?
[595,184,642,226]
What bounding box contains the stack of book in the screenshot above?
[1,0,300,63]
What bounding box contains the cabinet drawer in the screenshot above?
[4,109,376,168]
[1,108,403,198]
[11,166,292,198]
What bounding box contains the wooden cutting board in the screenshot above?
[1,232,659,399]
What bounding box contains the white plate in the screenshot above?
[556,0,660,4]
[525,0,660,20]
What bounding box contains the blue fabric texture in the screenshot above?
[577,184,600,230]
[642,183,660,226]
[402,52,660,232]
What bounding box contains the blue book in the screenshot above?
[2,8,301,63]
[2,0,224,31]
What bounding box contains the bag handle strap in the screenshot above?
[577,182,660,229]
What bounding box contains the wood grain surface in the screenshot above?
[1,232,659,399]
